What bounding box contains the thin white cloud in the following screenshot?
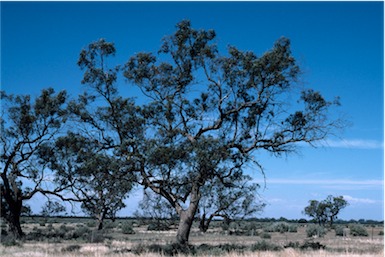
[322,139,384,149]
[343,195,378,204]
[261,178,383,186]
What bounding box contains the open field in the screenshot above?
[1,217,383,256]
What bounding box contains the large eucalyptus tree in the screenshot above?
[123,20,344,245]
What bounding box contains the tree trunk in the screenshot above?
[176,208,196,245]
[175,186,200,245]
[7,212,23,239]
[97,209,107,230]
[199,213,209,232]
[1,178,24,239]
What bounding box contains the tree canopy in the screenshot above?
[1,20,345,243]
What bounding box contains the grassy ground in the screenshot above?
[0,218,383,256]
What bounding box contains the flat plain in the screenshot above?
[0,217,383,257]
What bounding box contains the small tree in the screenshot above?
[1,88,68,238]
[136,189,177,230]
[303,195,348,227]
[41,39,144,230]
[42,133,135,230]
[198,174,265,232]
[41,200,66,217]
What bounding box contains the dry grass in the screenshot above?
[0,243,383,257]
[0,220,383,257]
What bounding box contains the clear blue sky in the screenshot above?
[1,1,383,220]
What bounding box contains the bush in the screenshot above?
[61,245,81,252]
[260,232,271,239]
[0,235,21,247]
[251,240,282,251]
[71,226,91,239]
[86,220,96,228]
[264,222,291,233]
[335,225,346,236]
[89,230,105,243]
[121,222,135,234]
[288,224,298,233]
[300,240,325,250]
[306,224,327,238]
[350,224,369,237]
[147,222,170,231]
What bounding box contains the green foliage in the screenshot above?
[1,88,68,238]
[350,224,369,237]
[61,245,81,252]
[303,195,348,227]
[284,240,325,250]
[260,232,272,239]
[306,224,327,238]
[263,222,297,233]
[121,222,135,234]
[86,220,96,228]
[147,222,170,231]
[250,240,282,251]
[335,225,346,236]
[0,234,22,247]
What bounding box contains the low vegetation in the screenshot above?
[0,217,383,256]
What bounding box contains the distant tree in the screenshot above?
[198,174,265,232]
[0,88,68,238]
[136,189,177,230]
[41,200,66,217]
[303,195,348,227]
[42,133,135,230]
[122,20,345,245]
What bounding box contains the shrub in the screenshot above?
[350,224,369,237]
[89,230,105,243]
[147,222,170,231]
[288,224,298,233]
[251,240,282,251]
[378,230,384,236]
[71,226,91,239]
[300,240,325,250]
[306,224,327,238]
[260,232,271,239]
[86,220,96,228]
[61,245,81,252]
[121,222,135,234]
[0,235,21,247]
[335,225,345,236]
[264,222,291,233]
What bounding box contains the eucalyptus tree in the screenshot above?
[198,174,265,232]
[303,195,348,227]
[41,39,144,230]
[0,88,68,238]
[123,20,345,245]
[42,132,135,230]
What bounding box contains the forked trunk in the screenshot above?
[175,187,200,245]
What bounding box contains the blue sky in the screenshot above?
[1,1,383,220]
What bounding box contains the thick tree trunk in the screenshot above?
[175,186,200,245]
[176,208,196,245]
[1,177,24,239]
[7,212,23,239]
